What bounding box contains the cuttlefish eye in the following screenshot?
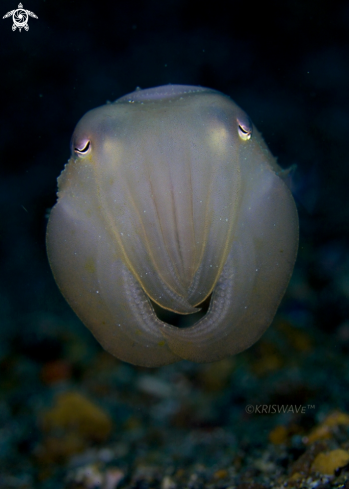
[73,138,91,156]
[46,84,298,368]
[237,116,253,140]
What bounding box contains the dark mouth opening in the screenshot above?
[150,294,212,328]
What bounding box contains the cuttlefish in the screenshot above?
[46,85,298,367]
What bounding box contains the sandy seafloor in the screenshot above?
[1,0,349,487]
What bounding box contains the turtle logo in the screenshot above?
[3,3,38,32]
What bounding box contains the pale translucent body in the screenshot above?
[46,85,298,367]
